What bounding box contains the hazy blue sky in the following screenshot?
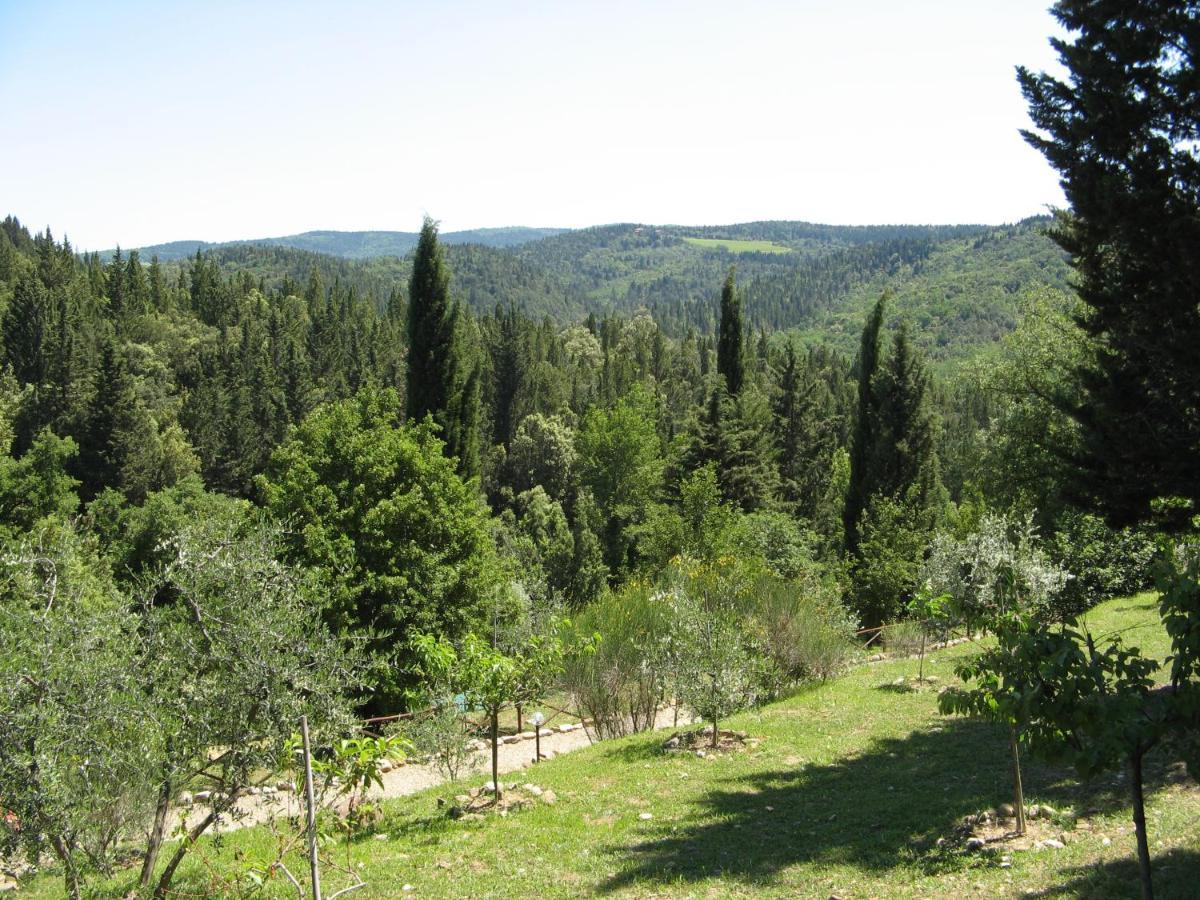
[0,0,1067,250]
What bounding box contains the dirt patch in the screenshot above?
[661,727,755,755]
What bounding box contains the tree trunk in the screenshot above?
[491,709,501,803]
[918,629,927,682]
[139,773,173,888]
[515,703,522,734]
[1009,726,1026,835]
[711,715,719,749]
[153,796,229,898]
[49,835,81,900]
[1130,749,1155,900]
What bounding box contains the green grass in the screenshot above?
[24,593,1200,897]
[682,237,793,254]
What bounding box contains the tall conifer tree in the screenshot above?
[844,294,887,552]
[406,217,480,477]
[716,268,744,396]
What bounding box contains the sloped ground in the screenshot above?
[22,593,1200,898]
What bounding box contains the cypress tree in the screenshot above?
[872,323,937,508]
[716,268,745,395]
[406,216,480,477]
[844,294,887,552]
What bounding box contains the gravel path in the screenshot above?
[180,706,693,835]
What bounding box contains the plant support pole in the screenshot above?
[301,715,322,900]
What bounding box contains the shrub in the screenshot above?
[398,699,479,783]
[745,572,858,684]
[561,584,673,739]
[1048,512,1157,619]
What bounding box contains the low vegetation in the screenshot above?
[20,593,1198,898]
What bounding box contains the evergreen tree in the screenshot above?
[844,294,887,552]
[406,217,480,476]
[716,268,745,396]
[773,342,837,520]
[872,323,938,509]
[1017,0,1200,528]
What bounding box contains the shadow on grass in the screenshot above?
[601,716,1182,893]
[1021,848,1200,899]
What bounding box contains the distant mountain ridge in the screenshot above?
[112,226,570,261]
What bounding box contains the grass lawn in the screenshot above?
[682,237,793,254]
[24,593,1199,897]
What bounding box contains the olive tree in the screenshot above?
[133,518,362,896]
[926,513,1067,834]
[0,522,153,899]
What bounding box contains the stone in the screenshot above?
[1039,804,1058,819]
[639,812,653,820]
[378,759,393,773]
[965,837,985,852]
[261,786,278,796]
[558,724,575,733]
[540,789,557,805]
[1042,838,1065,849]
[1102,836,1112,846]
[519,731,536,741]
[524,784,544,796]
[998,803,1015,817]
[374,833,389,841]
[276,780,295,793]
[178,791,194,806]
[194,790,212,803]
[503,734,522,745]
[663,736,680,749]
[695,750,706,759]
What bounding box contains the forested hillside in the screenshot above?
[122,216,1071,365]
[121,225,569,262]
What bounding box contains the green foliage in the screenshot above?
[663,558,765,743]
[1048,512,1157,619]
[850,493,931,627]
[503,412,577,503]
[1018,0,1200,529]
[0,428,79,533]
[258,387,500,710]
[131,518,361,895]
[0,522,150,897]
[716,268,745,395]
[398,699,480,783]
[922,512,1068,627]
[406,217,481,477]
[576,384,664,575]
[561,584,673,739]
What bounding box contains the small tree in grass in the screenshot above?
[925,513,1067,835]
[412,627,566,803]
[664,557,761,749]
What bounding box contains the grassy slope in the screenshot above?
[31,594,1198,898]
[682,237,793,254]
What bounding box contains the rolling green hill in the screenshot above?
[143,216,1068,364]
[119,226,569,262]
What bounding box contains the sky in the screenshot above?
[0,0,1068,251]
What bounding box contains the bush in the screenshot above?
[745,572,858,684]
[561,584,673,739]
[1048,512,1157,619]
[399,699,479,783]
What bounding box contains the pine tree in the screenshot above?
[1017,0,1200,529]
[406,217,480,477]
[716,268,745,395]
